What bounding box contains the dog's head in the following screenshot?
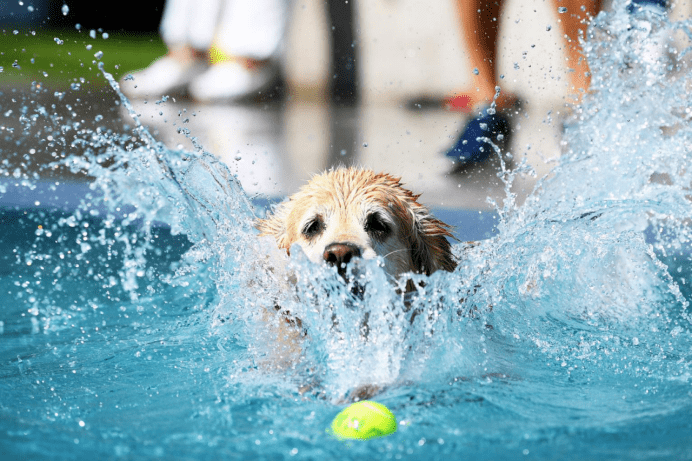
[255,168,456,282]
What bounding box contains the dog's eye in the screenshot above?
[365,213,391,239]
[302,217,324,238]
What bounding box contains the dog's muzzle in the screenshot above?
[323,242,366,298]
[323,242,361,278]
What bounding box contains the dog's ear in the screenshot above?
[255,204,292,252]
[411,214,457,275]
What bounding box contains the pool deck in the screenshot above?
[0,81,566,211]
[128,97,567,210]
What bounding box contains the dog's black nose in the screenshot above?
[323,243,361,275]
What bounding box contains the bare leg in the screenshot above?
[453,0,517,111]
[552,0,602,102]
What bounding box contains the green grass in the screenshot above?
[0,29,168,88]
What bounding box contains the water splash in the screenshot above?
[0,2,690,458]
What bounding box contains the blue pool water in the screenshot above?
[1,4,691,460]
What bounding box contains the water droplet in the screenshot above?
[479,123,488,130]
[54,37,64,45]
[70,82,81,90]
[75,23,81,30]
[546,25,552,31]
[61,3,69,15]
[85,44,92,50]
[362,142,368,147]
[95,114,103,122]
[340,149,347,156]
[94,51,103,60]
[473,67,479,75]
[102,32,109,39]
[89,29,96,39]
[558,6,567,13]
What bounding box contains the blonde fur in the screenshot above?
[255,167,456,280]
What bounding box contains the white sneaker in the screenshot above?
[188,61,280,103]
[120,56,207,99]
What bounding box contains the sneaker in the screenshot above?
[188,60,281,103]
[120,55,207,99]
[444,107,511,166]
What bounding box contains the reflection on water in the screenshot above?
[126,98,522,208]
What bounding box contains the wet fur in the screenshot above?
[255,167,457,278]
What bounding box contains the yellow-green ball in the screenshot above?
[330,401,397,440]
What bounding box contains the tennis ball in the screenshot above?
[330,401,397,440]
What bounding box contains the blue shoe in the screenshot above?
[445,108,511,165]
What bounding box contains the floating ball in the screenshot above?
[330,401,397,440]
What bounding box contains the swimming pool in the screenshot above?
[1,4,691,460]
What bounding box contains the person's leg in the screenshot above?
[444,0,515,165]
[120,0,217,98]
[552,0,602,102]
[451,0,516,111]
[188,0,288,101]
[160,0,221,58]
[213,0,288,61]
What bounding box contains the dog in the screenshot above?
[253,167,458,396]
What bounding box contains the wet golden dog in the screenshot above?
[253,168,457,394]
[255,167,457,281]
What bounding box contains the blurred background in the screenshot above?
[1,0,690,214]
